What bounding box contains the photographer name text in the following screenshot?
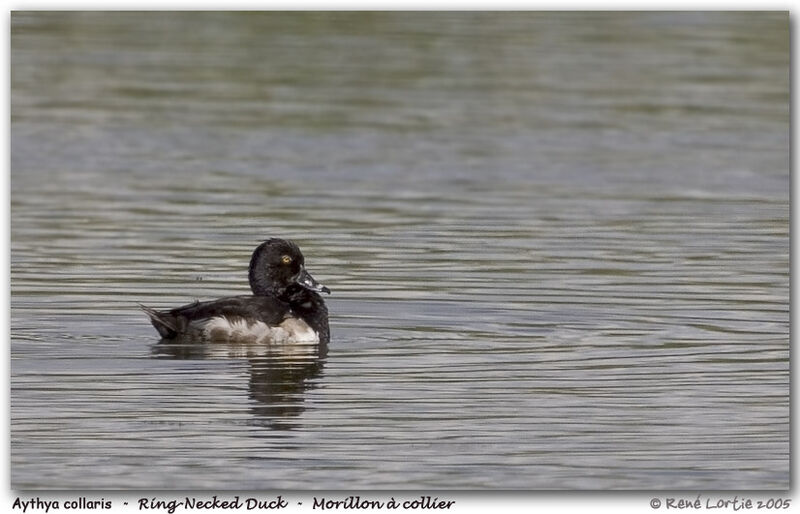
[651,495,791,511]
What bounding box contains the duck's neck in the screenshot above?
[249,250,281,296]
[250,279,282,297]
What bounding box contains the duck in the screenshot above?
[141,238,330,344]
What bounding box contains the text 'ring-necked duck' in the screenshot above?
[141,238,331,344]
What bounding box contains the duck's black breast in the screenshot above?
[284,287,330,345]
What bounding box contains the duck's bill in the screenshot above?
[294,268,331,294]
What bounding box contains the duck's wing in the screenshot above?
[141,296,290,339]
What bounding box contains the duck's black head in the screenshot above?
[248,238,330,298]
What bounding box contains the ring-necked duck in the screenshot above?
[141,238,330,344]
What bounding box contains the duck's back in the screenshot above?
[143,296,286,340]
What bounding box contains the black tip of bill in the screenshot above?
[296,268,331,295]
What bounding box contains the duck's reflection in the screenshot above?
[151,339,327,430]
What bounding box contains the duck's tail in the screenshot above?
[139,304,178,339]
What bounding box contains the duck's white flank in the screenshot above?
[201,316,319,344]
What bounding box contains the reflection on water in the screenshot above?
[11,12,789,489]
[152,341,328,431]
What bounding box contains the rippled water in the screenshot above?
[11,12,789,489]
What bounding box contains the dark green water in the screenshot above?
[11,12,789,489]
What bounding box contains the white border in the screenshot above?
[4,6,794,514]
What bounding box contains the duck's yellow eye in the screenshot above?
[281,255,292,265]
